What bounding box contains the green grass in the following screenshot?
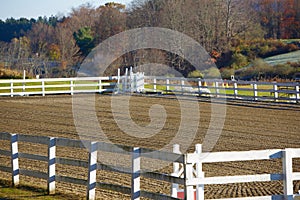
[145,83,277,98]
[0,180,75,200]
[281,39,300,44]
[263,50,300,66]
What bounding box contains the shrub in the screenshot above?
[187,70,203,78]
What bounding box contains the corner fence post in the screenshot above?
[195,144,204,200]
[48,137,56,194]
[10,134,19,186]
[172,144,181,197]
[282,149,294,200]
[184,154,194,200]
[87,142,98,200]
[131,147,141,200]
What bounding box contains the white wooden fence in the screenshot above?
[172,144,300,200]
[0,77,119,97]
[143,76,300,103]
[0,72,299,103]
[0,69,144,97]
[0,132,300,199]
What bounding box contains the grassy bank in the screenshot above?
[0,180,74,200]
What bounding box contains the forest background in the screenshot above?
[0,0,300,81]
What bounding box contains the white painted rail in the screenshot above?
[0,133,182,200]
[1,132,300,199]
[0,77,119,97]
[144,76,300,103]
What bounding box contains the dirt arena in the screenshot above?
[0,94,299,199]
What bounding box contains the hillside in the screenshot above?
[263,50,300,66]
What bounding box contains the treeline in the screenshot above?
[0,0,299,78]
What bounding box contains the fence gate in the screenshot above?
[119,67,144,93]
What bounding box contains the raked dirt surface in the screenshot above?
[0,94,299,199]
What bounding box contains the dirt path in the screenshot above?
[0,95,299,199]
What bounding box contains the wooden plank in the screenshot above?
[97,163,131,174]
[48,137,56,195]
[186,174,283,186]
[141,190,180,200]
[96,182,131,195]
[209,195,283,200]
[131,147,141,200]
[293,172,300,181]
[19,153,48,162]
[11,134,19,186]
[291,148,300,157]
[283,149,293,198]
[56,138,86,148]
[0,165,11,173]
[20,169,48,180]
[18,135,49,145]
[141,148,184,163]
[97,142,132,154]
[57,158,88,168]
[143,171,184,185]
[56,175,87,186]
[87,142,97,200]
[0,132,11,140]
[0,149,10,156]
[187,149,282,163]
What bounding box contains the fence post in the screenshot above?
[273,84,278,102]
[70,80,74,95]
[233,82,238,99]
[215,82,219,97]
[198,79,202,96]
[184,154,194,200]
[48,137,56,194]
[98,79,102,94]
[154,78,157,93]
[172,144,181,197]
[42,80,45,97]
[117,68,121,94]
[253,83,258,101]
[125,68,128,93]
[181,79,185,95]
[282,149,294,200]
[87,142,98,200]
[296,85,299,103]
[166,79,170,92]
[131,147,141,200]
[195,144,204,200]
[10,80,13,97]
[10,134,19,186]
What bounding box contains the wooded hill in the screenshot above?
[0,0,299,80]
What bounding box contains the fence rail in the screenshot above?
[0,77,119,97]
[0,132,182,200]
[144,76,300,103]
[1,132,300,199]
[1,72,299,103]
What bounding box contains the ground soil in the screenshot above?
[0,94,299,199]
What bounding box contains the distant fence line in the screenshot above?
[1,132,300,200]
[143,76,300,103]
[0,69,299,103]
